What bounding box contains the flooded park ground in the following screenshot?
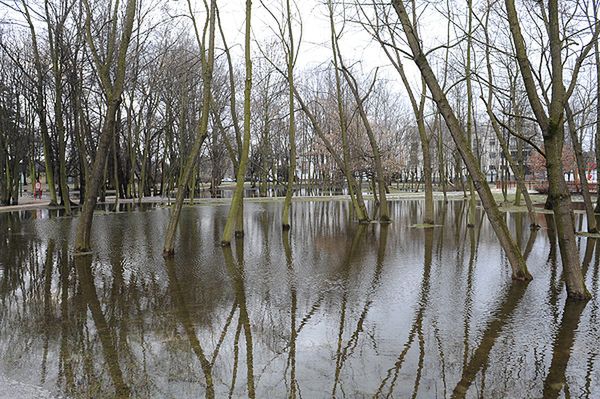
[0,198,599,398]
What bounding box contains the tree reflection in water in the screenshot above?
[0,200,599,397]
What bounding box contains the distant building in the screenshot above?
[478,123,537,182]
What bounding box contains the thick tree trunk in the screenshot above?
[504,0,590,299]
[544,130,590,298]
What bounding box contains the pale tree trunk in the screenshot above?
[436,113,448,203]
[74,0,137,252]
[222,0,253,245]
[505,0,592,299]
[163,0,217,256]
[418,117,435,224]
[215,8,245,236]
[514,140,523,204]
[391,0,532,281]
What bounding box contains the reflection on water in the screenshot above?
[0,200,600,398]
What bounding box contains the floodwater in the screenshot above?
[0,200,599,398]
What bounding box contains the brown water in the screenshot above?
[0,200,599,398]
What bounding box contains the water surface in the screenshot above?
[0,200,598,398]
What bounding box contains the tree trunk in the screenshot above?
[391,0,531,281]
[505,0,590,299]
[75,99,121,251]
[418,118,434,224]
[293,87,369,222]
[75,0,137,252]
[282,0,297,229]
[327,0,370,224]
[566,104,597,232]
[45,0,71,214]
[339,65,390,222]
[222,0,253,245]
[163,0,217,255]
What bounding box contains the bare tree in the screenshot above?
[74,0,137,252]
[504,0,597,299]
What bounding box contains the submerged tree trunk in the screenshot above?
[391,0,532,281]
[222,0,253,245]
[75,99,121,251]
[465,0,477,229]
[45,2,71,214]
[436,114,448,203]
[327,0,370,224]
[292,86,369,222]
[74,0,137,252]
[163,0,217,256]
[505,0,591,299]
[594,5,600,214]
[281,0,297,229]
[418,117,435,225]
[339,65,390,222]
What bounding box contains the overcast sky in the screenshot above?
[164,0,421,92]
